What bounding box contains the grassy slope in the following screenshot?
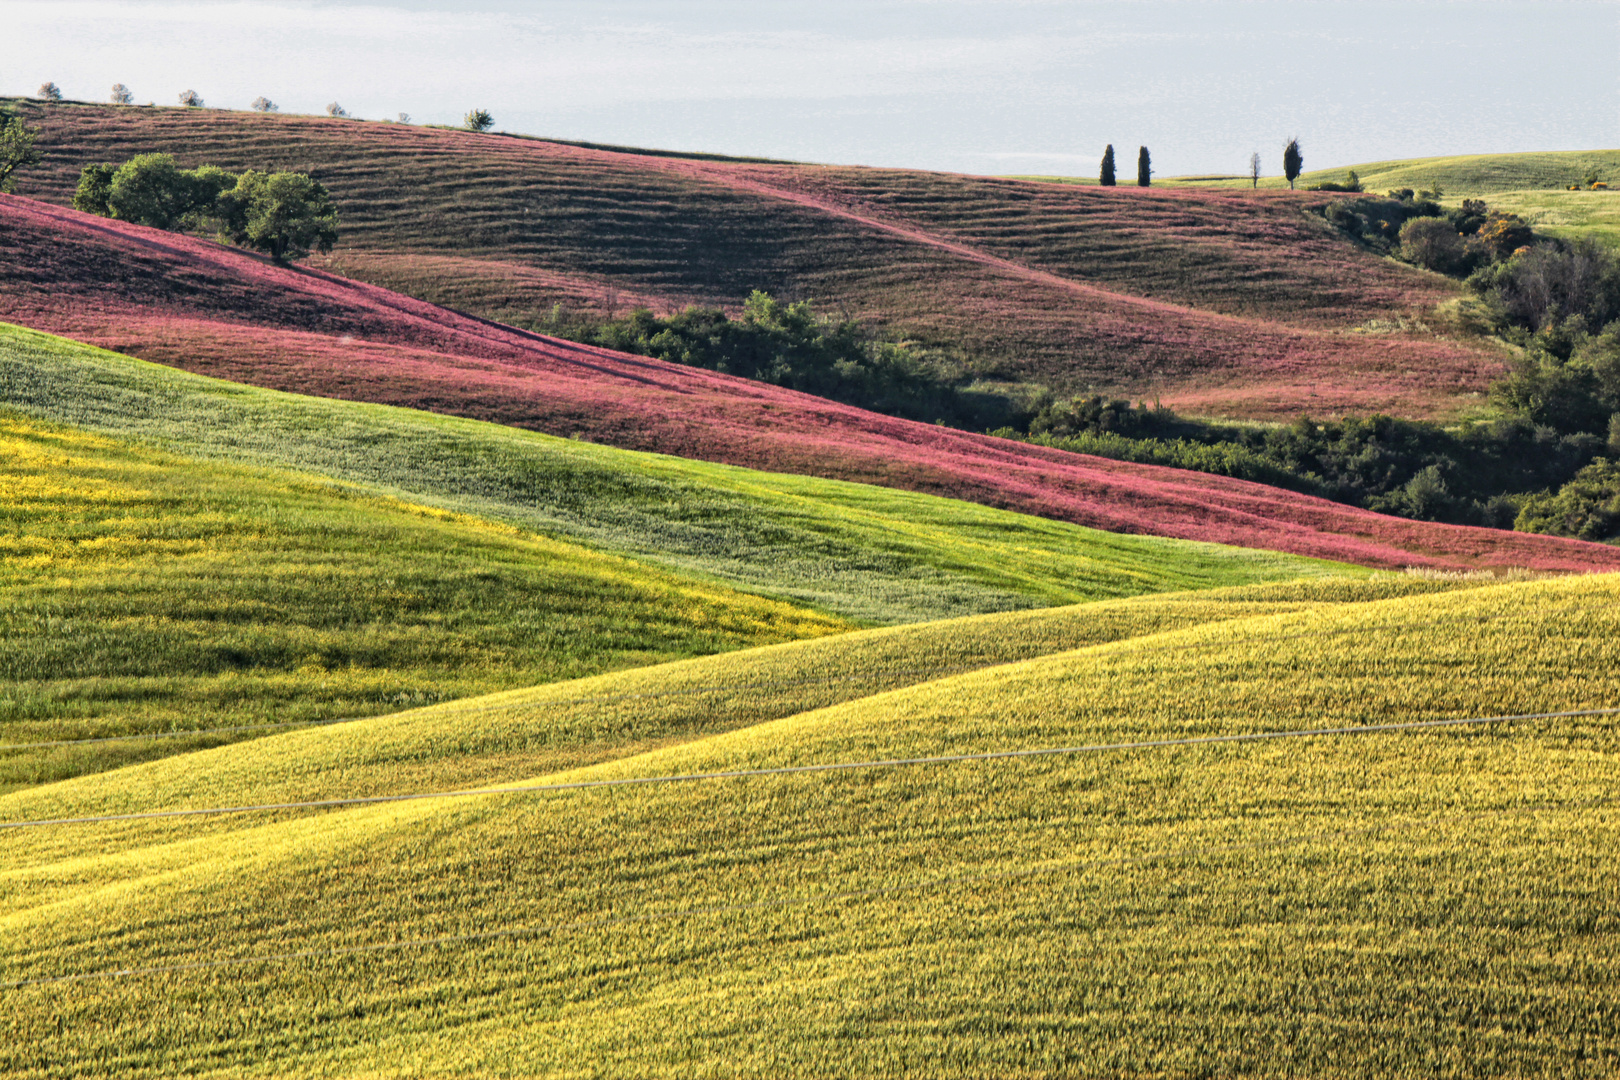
[1165,149,1620,249]
[5,209,1614,576]
[2,574,1616,1076]
[0,411,854,789]
[4,100,1506,419]
[0,324,1355,625]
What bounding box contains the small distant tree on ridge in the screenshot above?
[110,84,133,105]
[465,109,494,132]
[37,83,62,102]
[251,97,279,113]
[178,89,204,108]
[1249,151,1261,189]
[1283,137,1303,189]
[1099,144,1116,187]
[1137,146,1151,187]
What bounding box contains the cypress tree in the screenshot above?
[1099,144,1116,187]
[1137,146,1151,187]
[1283,137,1303,189]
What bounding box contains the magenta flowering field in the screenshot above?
[3,193,1616,575]
[9,102,1510,420]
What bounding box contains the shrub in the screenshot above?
[1399,217,1476,275]
[1473,240,1620,332]
[178,90,204,107]
[1476,212,1534,259]
[251,97,278,113]
[326,102,348,118]
[465,109,494,132]
[1309,170,1363,193]
[37,82,62,102]
[110,84,133,106]
[1515,458,1620,541]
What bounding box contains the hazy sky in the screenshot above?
[4,1,1616,176]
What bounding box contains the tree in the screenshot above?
[0,114,43,193]
[73,163,118,215]
[1249,151,1261,189]
[1099,144,1116,187]
[1136,146,1151,187]
[251,97,278,113]
[102,153,199,229]
[465,108,494,132]
[216,170,340,262]
[110,84,133,105]
[1283,137,1303,189]
[398,112,412,124]
[37,83,62,102]
[325,102,348,118]
[178,89,204,107]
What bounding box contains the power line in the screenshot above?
[3,706,1612,831]
[0,609,1519,753]
[5,792,1606,992]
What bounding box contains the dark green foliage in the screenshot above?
[1099,145,1116,187]
[75,152,339,262]
[1490,319,1620,435]
[1399,216,1484,276]
[1515,458,1620,542]
[1137,146,1151,188]
[1471,240,1620,332]
[99,153,222,230]
[216,170,339,262]
[0,111,42,194]
[536,291,1013,429]
[465,109,494,132]
[1283,138,1303,189]
[1010,395,1607,530]
[72,162,116,215]
[1317,194,1441,256]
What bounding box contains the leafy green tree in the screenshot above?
[1136,146,1151,187]
[326,102,348,118]
[1283,137,1302,189]
[103,153,198,229]
[73,163,118,215]
[465,109,494,132]
[110,84,133,105]
[216,170,339,262]
[1099,145,1116,187]
[0,113,43,193]
[251,97,278,113]
[178,89,204,108]
[37,83,62,102]
[1515,458,1620,541]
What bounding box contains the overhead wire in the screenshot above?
[3,706,1613,830]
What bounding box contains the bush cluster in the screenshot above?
[73,153,339,262]
[534,291,1012,429]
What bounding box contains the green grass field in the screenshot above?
[2,572,1615,1076]
[0,411,850,791]
[0,323,1350,629]
[0,323,1353,789]
[1154,149,1620,248]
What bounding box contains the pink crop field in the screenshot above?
[4,193,1617,576]
[8,102,1510,421]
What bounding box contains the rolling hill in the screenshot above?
[2,572,1616,1075]
[6,295,1619,579]
[3,99,1511,420]
[1164,148,1620,251]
